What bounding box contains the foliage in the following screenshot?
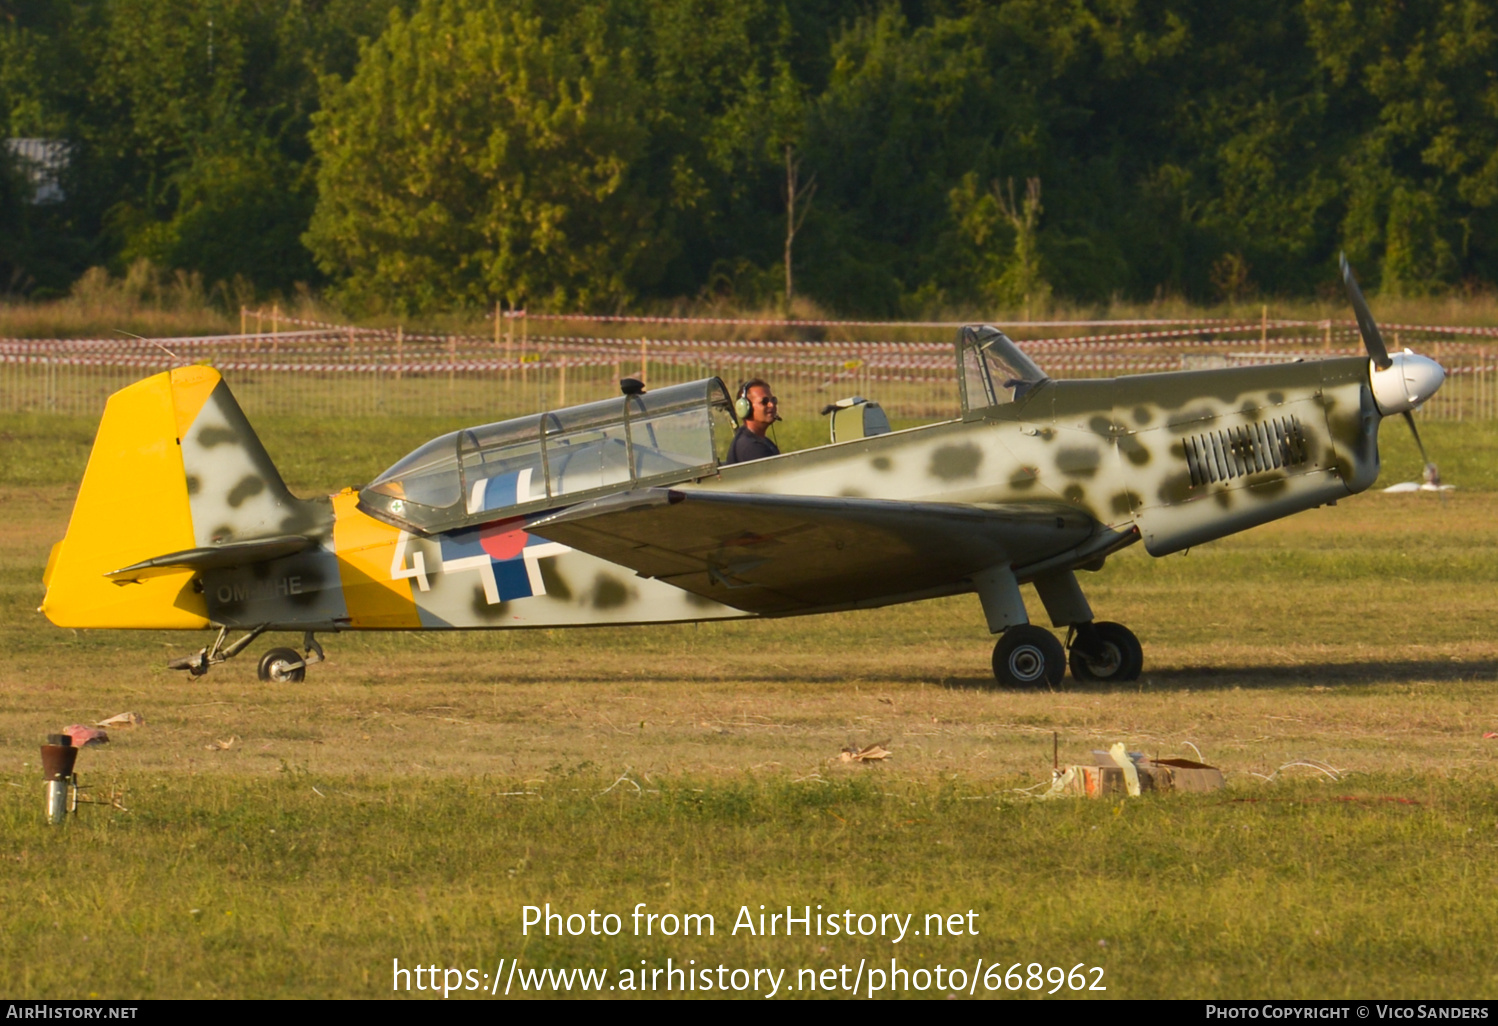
[3,0,1498,311]
[306,0,657,313]
[0,0,397,296]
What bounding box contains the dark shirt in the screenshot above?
[726,425,780,464]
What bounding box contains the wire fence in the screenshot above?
[3,311,1496,424]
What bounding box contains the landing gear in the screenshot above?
[168,625,265,677]
[258,647,306,683]
[1067,621,1143,683]
[992,625,1067,688]
[976,566,1142,686]
[169,627,326,682]
[256,633,326,683]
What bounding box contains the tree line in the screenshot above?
[2,0,1496,316]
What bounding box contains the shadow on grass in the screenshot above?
[1134,659,1498,689]
[342,657,1498,692]
[923,658,1498,694]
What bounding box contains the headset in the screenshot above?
[736,379,780,426]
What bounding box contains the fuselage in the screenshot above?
[189,355,1378,633]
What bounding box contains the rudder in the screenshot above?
[41,366,309,629]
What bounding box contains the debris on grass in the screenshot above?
[96,712,144,728]
[1021,741,1224,799]
[61,725,108,747]
[205,736,237,751]
[840,741,891,763]
[1249,759,1342,783]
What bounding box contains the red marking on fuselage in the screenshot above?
[479,518,528,560]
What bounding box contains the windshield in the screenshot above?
[958,325,1049,413]
[361,378,736,533]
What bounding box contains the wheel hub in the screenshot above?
[1084,642,1123,676]
[1007,645,1046,682]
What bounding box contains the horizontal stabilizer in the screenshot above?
[106,535,316,583]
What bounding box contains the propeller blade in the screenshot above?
[1340,253,1392,370]
[1401,409,1430,466]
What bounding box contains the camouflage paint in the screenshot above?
[41,348,1398,638]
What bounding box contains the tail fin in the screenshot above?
[41,366,310,629]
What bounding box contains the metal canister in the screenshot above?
[41,734,78,825]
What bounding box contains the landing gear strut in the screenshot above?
[169,627,326,682]
[976,566,1143,686]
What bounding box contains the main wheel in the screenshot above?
[1068,622,1143,683]
[992,625,1067,688]
[257,647,306,683]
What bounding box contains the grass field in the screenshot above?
[1,411,1496,1000]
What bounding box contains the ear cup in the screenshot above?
[735,382,751,422]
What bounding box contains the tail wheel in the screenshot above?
[1068,622,1143,683]
[257,647,306,683]
[992,625,1066,688]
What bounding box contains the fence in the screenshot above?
[3,311,1496,424]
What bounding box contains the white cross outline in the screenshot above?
[393,527,572,605]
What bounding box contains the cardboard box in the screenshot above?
[1062,757,1223,797]
[1146,758,1224,793]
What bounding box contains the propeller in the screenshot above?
[1339,253,1446,484]
[1340,253,1392,370]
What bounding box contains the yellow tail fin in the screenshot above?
[40,367,225,629]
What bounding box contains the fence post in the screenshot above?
[271,303,279,355]
[396,324,404,383]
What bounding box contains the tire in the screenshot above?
[992,625,1066,688]
[1068,622,1143,683]
[258,647,306,683]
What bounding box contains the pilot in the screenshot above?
[726,378,781,464]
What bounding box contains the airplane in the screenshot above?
[39,259,1445,687]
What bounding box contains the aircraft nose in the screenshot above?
[1370,350,1446,416]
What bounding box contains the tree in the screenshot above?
[306,0,657,313]
[992,177,1047,317]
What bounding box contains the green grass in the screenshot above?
[3,412,1498,999]
[3,773,1495,998]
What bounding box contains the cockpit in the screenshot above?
[957,325,1050,414]
[358,326,1048,534]
[360,378,738,534]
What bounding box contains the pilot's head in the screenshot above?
[740,378,778,434]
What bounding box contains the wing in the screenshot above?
[525,489,1097,615]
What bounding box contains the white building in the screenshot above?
[6,138,70,204]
